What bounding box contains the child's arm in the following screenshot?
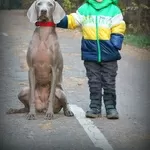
[57,10,83,29]
[110,11,126,50]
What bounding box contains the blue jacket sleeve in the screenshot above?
[57,16,68,29]
[111,33,124,50]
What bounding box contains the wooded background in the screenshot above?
[0,0,150,35]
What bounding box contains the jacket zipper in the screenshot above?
[96,16,101,62]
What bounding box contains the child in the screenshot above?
[57,0,126,119]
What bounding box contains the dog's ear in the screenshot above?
[53,1,66,24]
[27,1,37,23]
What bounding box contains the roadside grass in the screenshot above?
[124,34,150,50]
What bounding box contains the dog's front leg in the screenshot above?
[27,67,36,120]
[45,67,57,120]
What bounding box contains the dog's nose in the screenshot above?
[41,9,47,14]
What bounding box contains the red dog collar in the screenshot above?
[35,21,55,27]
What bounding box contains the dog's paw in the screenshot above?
[27,113,36,120]
[45,112,54,120]
[64,109,74,117]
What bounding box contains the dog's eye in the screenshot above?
[37,2,42,6]
[47,2,53,7]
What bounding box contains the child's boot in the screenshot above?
[85,86,102,118]
[86,107,101,118]
[86,95,102,118]
[103,91,119,119]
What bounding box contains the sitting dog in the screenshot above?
[7,0,74,120]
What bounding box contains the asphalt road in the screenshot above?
[0,10,150,150]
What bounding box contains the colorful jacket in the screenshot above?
[57,0,126,62]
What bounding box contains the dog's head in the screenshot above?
[27,0,65,24]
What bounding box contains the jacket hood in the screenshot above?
[86,0,118,10]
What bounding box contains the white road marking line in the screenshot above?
[70,104,113,150]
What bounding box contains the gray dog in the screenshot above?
[7,0,74,120]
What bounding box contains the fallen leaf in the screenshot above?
[39,121,52,130]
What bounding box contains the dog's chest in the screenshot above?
[33,42,51,64]
[33,42,52,84]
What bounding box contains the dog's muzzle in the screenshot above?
[38,9,49,21]
[41,9,47,15]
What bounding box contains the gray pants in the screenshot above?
[84,61,118,110]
